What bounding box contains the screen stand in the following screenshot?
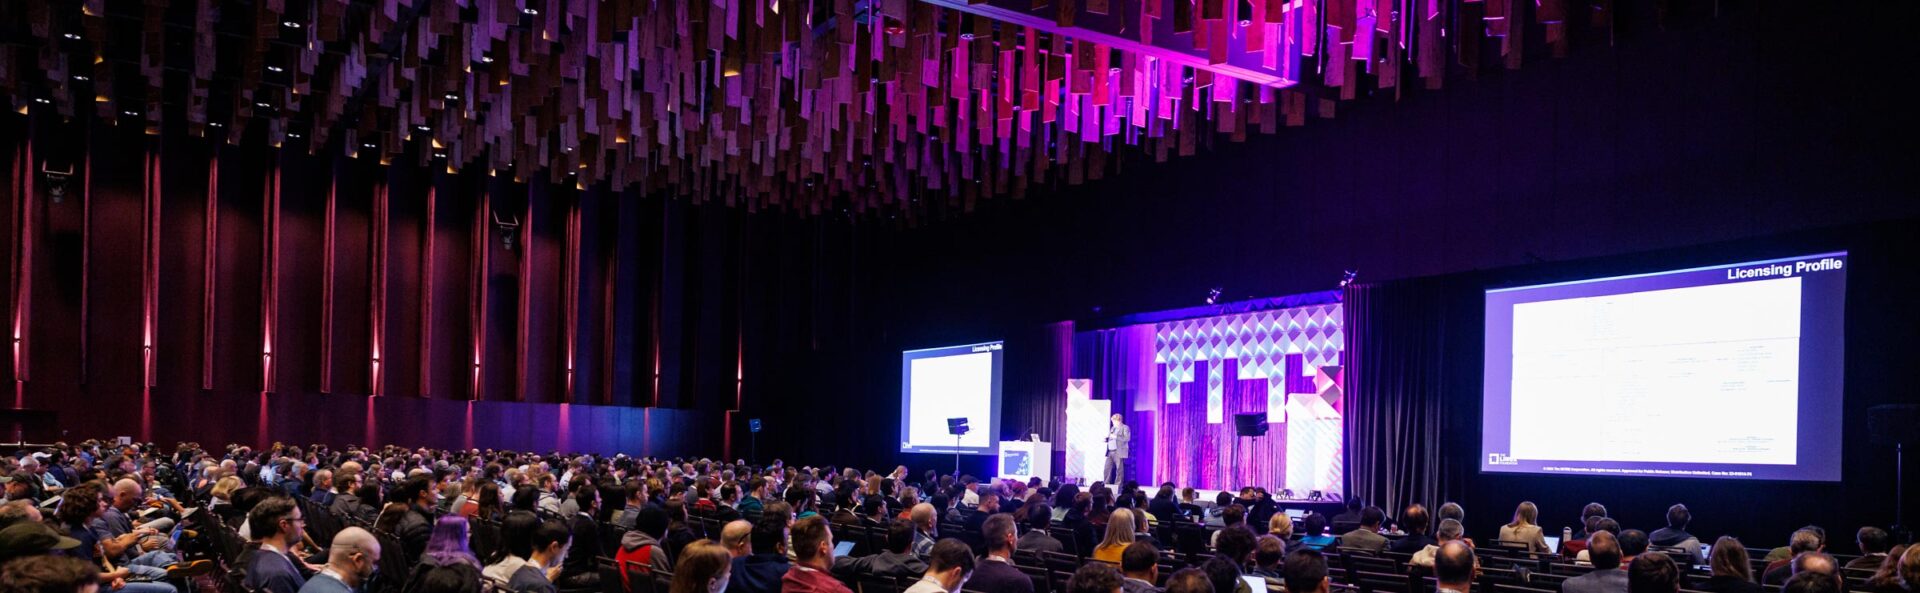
[954,435,963,476]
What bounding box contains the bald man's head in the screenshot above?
[720,520,753,558]
[111,479,143,510]
[328,527,382,584]
[1434,541,1476,587]
[1588,531,1623,570]
[1792,552,1837,577]
[910,503,936,529]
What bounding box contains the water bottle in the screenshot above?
[1562,526,1574,552]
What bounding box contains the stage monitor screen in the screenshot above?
[900,341,1004,455]
[1482,252,1847,481]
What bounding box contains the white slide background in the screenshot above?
[906,352,996,449]
[1507,277,1802,465]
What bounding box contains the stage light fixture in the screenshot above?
[73,75,89,81]
[288,133,303,138]
[416,125,431,131]
[282,21,302,28]
[480,56,495,63]
[434,152,447,158]
[1338,270,1358,288]
[32,98,49,104]
[255,101,271,108]
[445,92,460,101]
[63,33,82,40]
[1205,287,1223,305]
[267,65,284,73]
[522,7,539,15]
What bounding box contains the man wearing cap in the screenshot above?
[0,520,83,564]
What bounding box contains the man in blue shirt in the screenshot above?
[241,497,309,593]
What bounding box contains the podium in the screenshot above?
[998,440,1052,482]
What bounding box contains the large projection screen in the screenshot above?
[899,341,1004,455]
[1482,252,1847,481]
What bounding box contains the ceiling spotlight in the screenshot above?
[62,33,82,41]
[33,98,50,104]
[1338,270,1359,288]
[522,7,538,15]
[209,122,224,127]
[561,146,573,153]
[1239,19,1252,27]
[362,143,377,149]
[434,152,448,158]
[1205,287,1223,305]
[288,133,303,138]
[282,21,302,28]
[480,56,494,63]
[122,110,139,116]
[256,102,271,108]
[960,33,975,41]
[73,75,89,81]
[267,65,285,73]
[444,92,459,101]
[416,125,431,131]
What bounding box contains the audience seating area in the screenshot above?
[0,441,1911,593]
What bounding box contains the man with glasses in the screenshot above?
[242,496,310,593]
[298,527,381,593]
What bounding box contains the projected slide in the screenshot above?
[900,342,1004,455]
[1482,253,1846,481]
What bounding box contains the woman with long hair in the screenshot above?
[474,482,505,523]
[1497,501,1551,554]
[1696,536,1763,593]
[667,541,733,593]
[1092,508,1136,563]
[1861,545,1913,593]
[421,516,481,568]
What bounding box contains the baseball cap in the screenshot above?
[0,522,82,562]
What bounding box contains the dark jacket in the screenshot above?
[726,553,792,593]
[396,506,434,565]
[832,550,928,579]
[1695,575,1765,593]
[967,559,1034,593]
[560,514,602,582]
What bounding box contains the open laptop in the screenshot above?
[1543,535,1561,553]
[1299,535,1337,550]
[1284,509,1306,520]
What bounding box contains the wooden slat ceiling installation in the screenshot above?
[0,0,1625,218]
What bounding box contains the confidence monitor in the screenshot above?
[900,341,1004,455]
[1482,252,1847,481]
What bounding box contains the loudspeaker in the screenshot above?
[1868,404,1919,447]
[1233,413,1268,437]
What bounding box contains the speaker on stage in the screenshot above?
[1234,413,1269,437]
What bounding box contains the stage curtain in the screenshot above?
[1342,279,1461,516]
[1005,320,1075,446]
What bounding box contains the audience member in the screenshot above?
[1696,537,1764,593]
[1066,563,1125,593]
[241,496,308,593]
[1860,545,1915,593]
[1849,527,1892,571]
[1389,504,1433,555]
[1412,519,1466,568]
[725,518,790,593]
[1562,532,1626,593]
[614,506,674,578]
[1768,527,1828,563]
[909,504,939,558]
[1627,553,1681,593]
[832,519,926,578]
[1247,535,1286,579]
[1649,505,1703,566]
[1019,504,1064,555]
[0,555,100,593]
[719,520,753,559]
[1121,541,1163,593]
[904,540,975,593]
[1284,549,1329,593]
[1499,501,1551,554]
[1784,572,1843,593]
[1095,509,1137,563]
[1267,513,1294,541]
[1764,529,1827,586]
[505,520,570,593]
[1619,530,1651,566]
[781,516,852,593]
[968,514,1032,593]
[299,527,379,593]
[667,541,733,593]
[1434,541,1476,593]
[1166,568,1214,593]
[1340,506,1388,553]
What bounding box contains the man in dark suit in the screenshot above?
[1389,504,1435,555]
[833,519,928,579]
[1563,532,1628,593]
[968,514,1033,593]
[1016,504,1064,555]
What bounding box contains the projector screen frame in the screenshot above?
[1479,252,1848,482]
[899,341,1005,456]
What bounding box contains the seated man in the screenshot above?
[1562,532,1627,593]
[1627,553,1681,593]
[1340,507,1388,553]
[726,518,792,593]
[240,497,308,593]
[968,514,1032,593]
[1412,519,1467,569]
[904,540,975,593]
[1247,536,1286,579]
[508,521,572,593]
[1763,530,1825,585]
[1846,527,1891,571]
[833,519,929,578]
[1647,505,1702,566]
[1017,504,1064,555]
[1434,542,1477,593]
[1389,505,1435,555]
[1284,549,1331,593]
[1120,541,1163,593]
[782,516,853,593]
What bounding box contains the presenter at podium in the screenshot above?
[1105,414,1131,483]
